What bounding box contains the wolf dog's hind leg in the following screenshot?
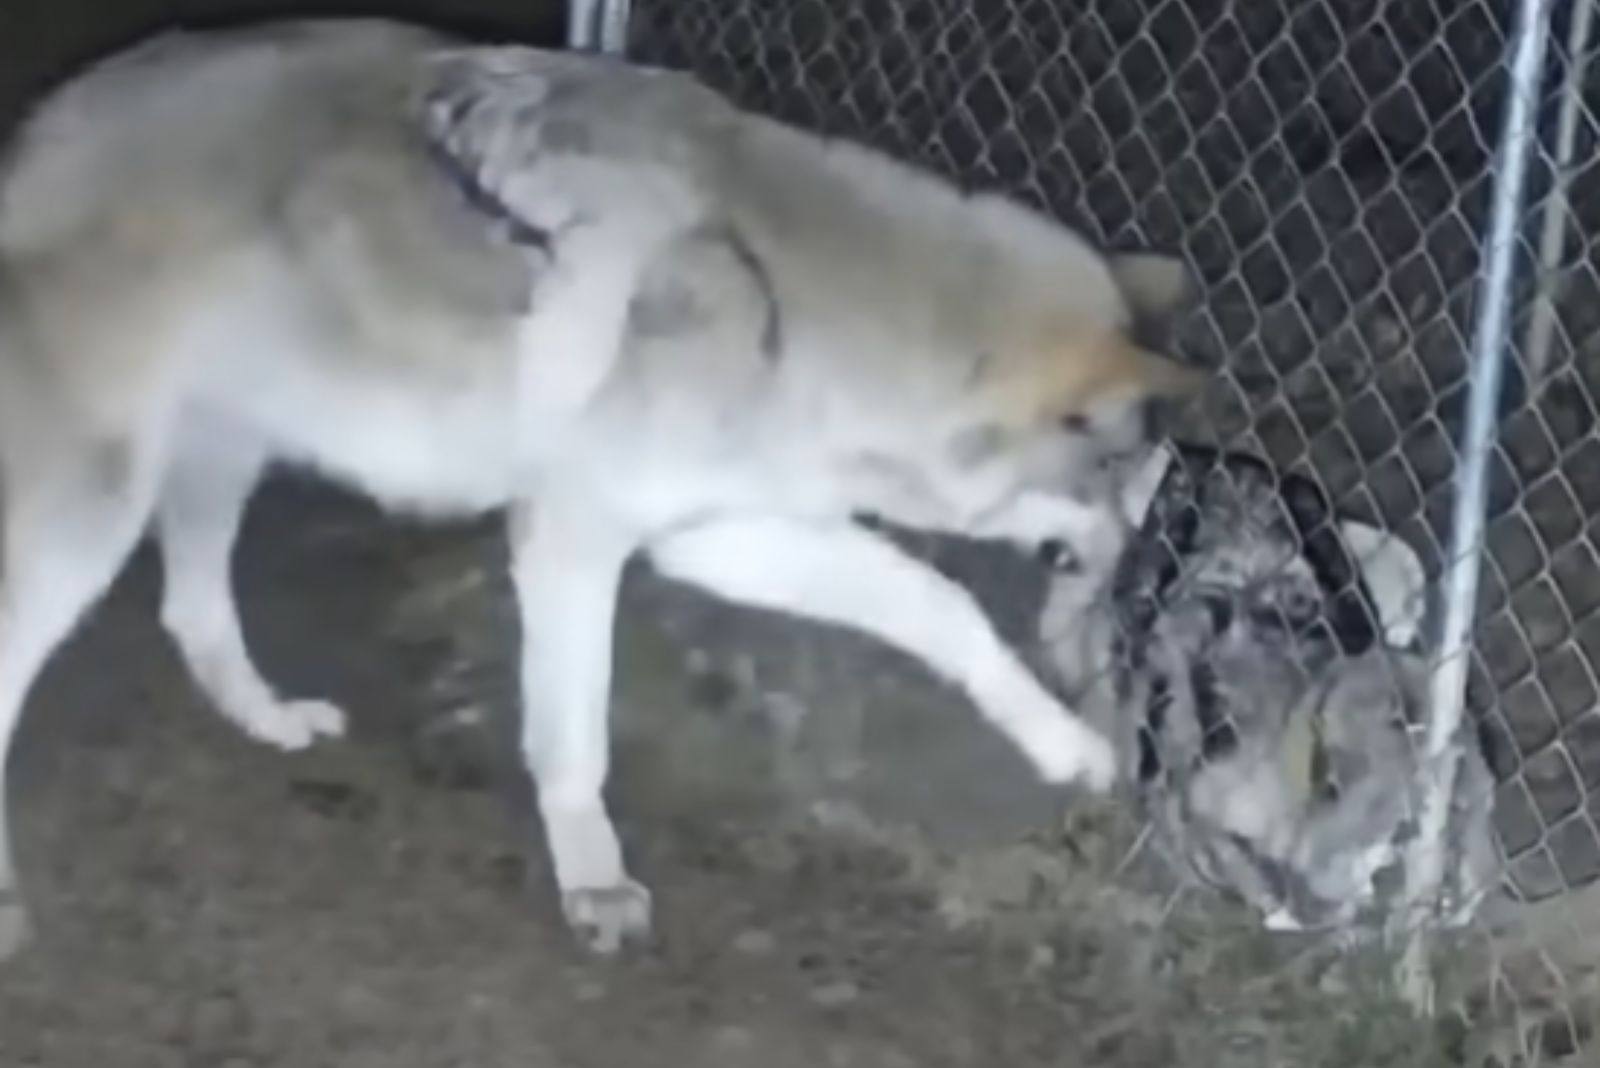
[0,436,161,959]
[155,424,345,751]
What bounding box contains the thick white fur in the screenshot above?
[0,19,1193,955]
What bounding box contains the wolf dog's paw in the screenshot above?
[0,890,30,961]
[563,879,653,955]
[1014,713,1119,793]
[241,699,348,752]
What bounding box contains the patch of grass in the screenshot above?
[1273,972,1455,1068]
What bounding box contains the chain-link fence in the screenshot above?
[573,0,1597,1058]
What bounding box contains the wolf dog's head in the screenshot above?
[920,250,1205,569]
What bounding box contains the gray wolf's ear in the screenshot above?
[1108,251,1197,343]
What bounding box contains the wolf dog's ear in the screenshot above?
[1114,342,1206,400]
[1107,251,1196,345]
[1113,344,1205,441]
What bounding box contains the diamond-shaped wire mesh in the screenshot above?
[619,0,1599,1055]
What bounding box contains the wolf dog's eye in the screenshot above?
[1037,538,1080,572]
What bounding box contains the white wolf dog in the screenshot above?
[0,19,1204,955]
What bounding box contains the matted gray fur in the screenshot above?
[1040,442,1498,931]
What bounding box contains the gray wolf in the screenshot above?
[0,19,1202,955]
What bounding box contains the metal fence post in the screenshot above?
[1398,0,1554,1013]
[567,0,632,54]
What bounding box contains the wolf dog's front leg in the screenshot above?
[508,493,648,954]
[650,517,1118,791]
